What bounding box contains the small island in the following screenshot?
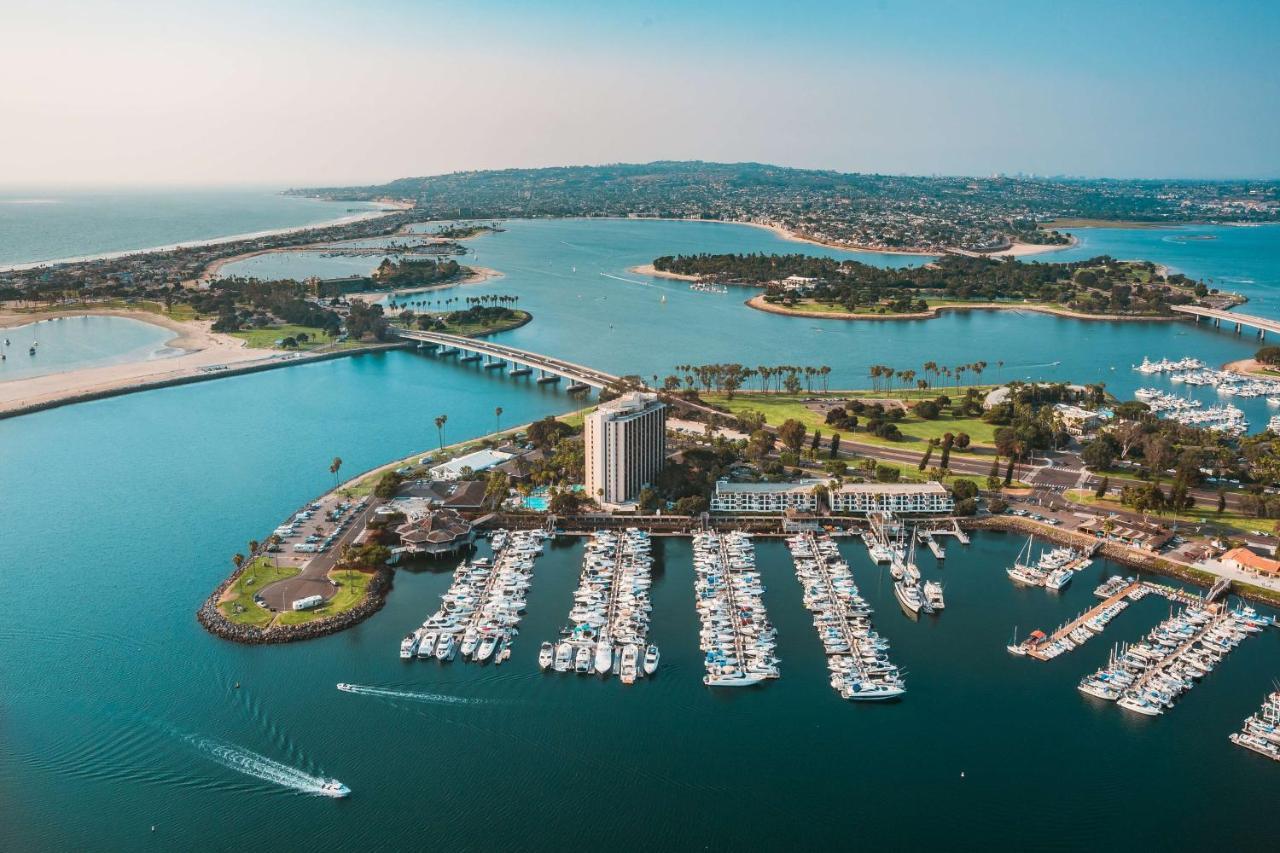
[649,252,1244,320]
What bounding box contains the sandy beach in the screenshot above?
[1224,357,1280,377]
[0,310,271,417]
[628,263,699,281]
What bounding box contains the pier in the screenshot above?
[1024,581,1142,661]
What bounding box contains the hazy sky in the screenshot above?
[4,0,1278,185]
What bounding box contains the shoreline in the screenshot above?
[0,198,412,274]
[744,294,1189,324]
[199,404,591,644]
[348,266,506,303]
[1223,357,1280,378]
[607,215,1075,258]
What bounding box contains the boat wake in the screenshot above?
[598,272,656,287]
[335,683,491,706]
[185,733,340,797]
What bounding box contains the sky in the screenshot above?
[3,0,1279,185]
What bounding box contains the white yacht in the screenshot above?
[538,641,554,670]
[894,579,923,614]
[434,634,455,661]
[1045,566,1074,591]
[620,644,639,685]
[923,580,945,610]
[416,632,437,659]
[399,634,418,660]
[643,644,660,675]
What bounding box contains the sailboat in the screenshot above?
[660,293,666,303]
[1006,626,1027,656]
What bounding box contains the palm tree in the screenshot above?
[434,414,448,450]
[494,406,504,434]
[329,456,343,485]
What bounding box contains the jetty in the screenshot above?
[1023,580,1143,661]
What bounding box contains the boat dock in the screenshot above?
[916,528,946,560]
[543,529,655,681]
[693,531,779,687]
[787,531,905,700]
[1023,581,1143,661]
[401,529,545,663]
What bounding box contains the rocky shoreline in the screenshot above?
[965,515,1280,607]
[196,564,393,645]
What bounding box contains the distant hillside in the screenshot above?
[290,161,1280,253]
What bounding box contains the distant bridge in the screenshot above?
[1172,305,1280,340]
[391,328,620,390]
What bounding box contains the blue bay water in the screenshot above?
[3,216,1280,850]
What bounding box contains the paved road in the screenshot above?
[259,497,383,612]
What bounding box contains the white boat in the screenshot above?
[620,644,639,685]
[1117,694,1163,716]
[461,630,480,658]
[643,644,660,675]
[594,638,613,674]
[416,632,437,659]
[399,634,417,660]
[319,779,351,798]
[538,641,554,670]
[1045,567,1074,591]
[574,645,592,673]
[434,634,455,661]
[703,671,765,687]
[923,580,945,610]
[476,634,497,662]
[554,641,574,671]
[893,580,923,614]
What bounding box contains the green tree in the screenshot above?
[829,433,841,458]
[329,456,343,485]
[494,406,504,434]
[778,419,807,453]
[1095,476,1110,499]
[434,414,448,450]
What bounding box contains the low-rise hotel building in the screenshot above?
[710,480,823,513]
[584,392,666,506]
[828,482,953,515]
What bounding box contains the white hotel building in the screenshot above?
[710,480,823,513]
[828,482,953,515]
[710,479,954,515]
[584,392,667,506]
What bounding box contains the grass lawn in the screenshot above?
[437,310,530,337]
[230,324,337,350]
[275,569,374,626]
[704,392,998,451]
[219,557,300,626]
[1066,490,1277,538]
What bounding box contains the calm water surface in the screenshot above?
[4,218,1280,850]
[0,315,177,382]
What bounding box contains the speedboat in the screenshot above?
[434,634,455,661]
[399,634,417,660]
[476,634,497,663]
[574,645,592,673]
[336,683,354,693]
[1045,566,1074,591]
[538,641,554,670]
[416,632,437,659]
[620,644,639,685]
[923,580,945,610]
[318,779,351,798]
[643,644,660,675]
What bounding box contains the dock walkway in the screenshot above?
[1026,582,1142,661]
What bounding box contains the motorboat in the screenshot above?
[399,635,417,660]
[434,634,455,661]
[923,580,945,610]
[538,641,554,670]
[319,779,351,798]
[643,644,660,675]
[554,641,574,672]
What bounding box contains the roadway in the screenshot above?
[393,328,621,389]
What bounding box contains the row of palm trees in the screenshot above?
[387,293,519,312]
[868,360,1003,396]
[670,363,834,395]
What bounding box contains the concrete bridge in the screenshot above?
[1172,305,1280,340]
[392,328,620,390]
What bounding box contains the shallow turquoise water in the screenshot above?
[0,315,176,382]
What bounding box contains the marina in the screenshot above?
[401,529,545,664]
[543,528,658,683]
[787,531,905,700]
[1077,603,1268,715]
[1006,536,1093,592]
[1230,689,1280,762]
[692,530,780,687]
